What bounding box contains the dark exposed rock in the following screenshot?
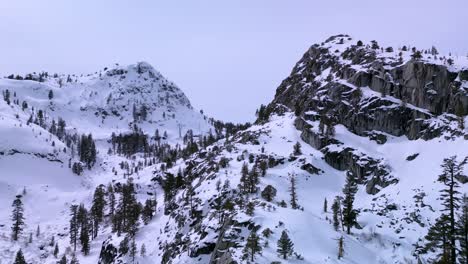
[269,38,467,141]
[406,153,419,161]
[322,144,397,194]
[364,131,387,144]
[300,163,323,175]
[98,239,120,264]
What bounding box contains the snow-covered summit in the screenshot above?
[0,61,211,139]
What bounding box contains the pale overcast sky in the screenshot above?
[1,0,467,122]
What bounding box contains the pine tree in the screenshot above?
[239,162,250,194]
[337,236,345,259]
[69,205,79,251]
[247,165,259,193]
[323,198,328,213]
[49,235,55,246]
[107,184,116,216]
[80,219,90,255]
[36,225,40,237]
[11,195,25,241]
[91,185,106,238]
[3,89,11,105]
[129,238,138,263]
[243,231,262,262]
[13,249,27,264]
[58,255,67,264]
[48,90,54,100]
[140,243,146,257]
[293,142,302,156]
[119,235,130,255]
[342,173,358,234]
[261,185,277,202]
[421,215,452,262]
[289,173,298,209]
[54,243,59,258]
[277,230,294,259]
[246,201,255,216]
[142,199,155,224]
[331,196,342,231]
[437,156,467,263]
[458,194,468,264]
[70,254,80,264]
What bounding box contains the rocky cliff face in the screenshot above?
[269,34,467,141]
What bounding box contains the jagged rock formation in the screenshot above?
[269,34,467,140]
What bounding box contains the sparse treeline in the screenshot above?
[1,89,97,174]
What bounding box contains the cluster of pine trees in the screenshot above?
[68,179,155,258]
[77,134,97,169]
[242,229,297,262]
[329,172,358,236]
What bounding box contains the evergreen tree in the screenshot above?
[337,236,345,259]
[323,198,328,213]
[69,205,79,251]
[54,243,59,258]
[437,156,467,263]
[289,173,298,209]
[261,185,277,202]
[13,249,27,264]
[107,184,116,216]
[90,185,106,238]
[140,243,146,257]
[11,195,25,241]
[48,90,54,100]
[58,255,67,264]
[421,215,452,262]
[3,89,11,105]
[342,173,358,234]
[79,134,96,169]
[80,215,90,255]
[293,142,302,156]
[119,235,130,255]
[114,179,141,235]
[331,196,342,231]
[243,231,262,262]
[246,201,255,216]
[36,225,40,237]
[458,194,468,264]
[239,162,250,194]
[70,254,79,264]
[129,238,138,263]
[247,165,259,193]
[142,199,155,224]
[277,230,294,259]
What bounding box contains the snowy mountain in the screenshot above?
[1,36,467,264]
[0,62,216,263]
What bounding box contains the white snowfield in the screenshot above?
[0,52,466,264]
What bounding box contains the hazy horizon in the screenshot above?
[2,0,467,122]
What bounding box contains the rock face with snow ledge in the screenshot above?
[269,34,467,140]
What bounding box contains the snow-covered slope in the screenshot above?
[1,61,211,139]
[0,62,214,263]
[0,36,467,264]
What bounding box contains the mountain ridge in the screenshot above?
[0,35,467,264]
